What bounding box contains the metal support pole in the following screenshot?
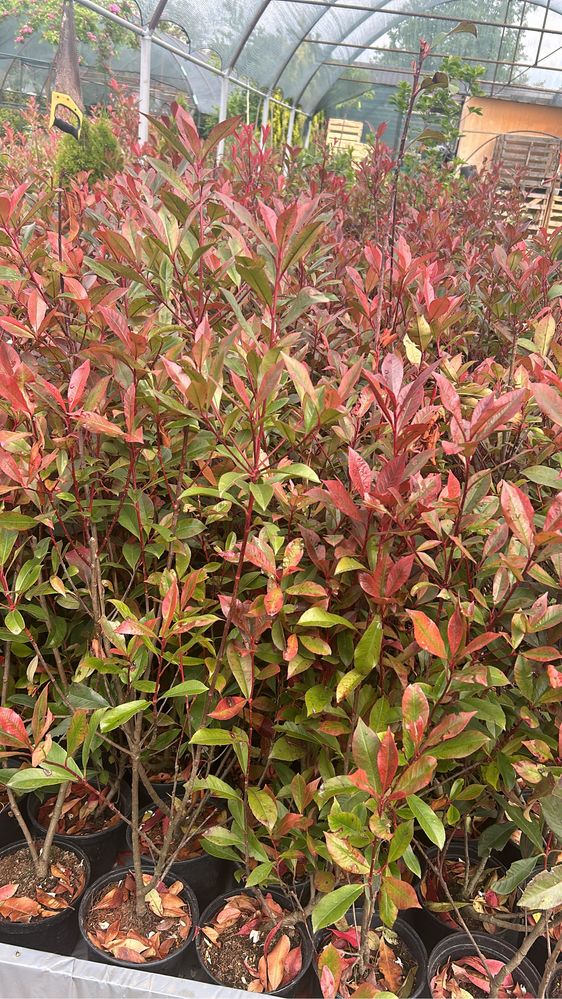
[286,106,296,146]
[138,32,152,145]
[304,118,312,149]
[261,91,270,146]
[216,74,230,162]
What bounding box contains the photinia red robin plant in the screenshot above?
[0,57,560,990]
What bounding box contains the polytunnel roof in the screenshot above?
[133,0,562,113]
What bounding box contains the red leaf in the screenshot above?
[447,605,464,658]
[464,632,503,655]
[407,610,447,658]
[533,382,562,428]
[161,578,178,632]
[78,411,125,438]
[67,360,91,411]
[386,554,414,597]
[264,585,283,616]
[324,479,360,519]
[348,448,372,495]
[382,876,420,910]
[500,480,535,550]
[209,696,247,720]
[282,945,302,986]
[402,684,429,750]
[424,711,476,748]
[0,883,18,901]
[0,708,31,749]
[377,727,398,791]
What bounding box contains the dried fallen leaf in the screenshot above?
[145,888,164,917]
[266,933,291,991]
[378,937,402,993]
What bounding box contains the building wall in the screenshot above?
[457,96,562,170]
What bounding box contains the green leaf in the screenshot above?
[407,794,446,849]
[0,512,37,530]
[305,685,332,716]
[66,710,88,756]
[432,731,489,759]
[245,862,275,887]
[523,465,562,488]
[541,795,562,839]
[248,788,277,832]
[5,610,24,635]
[449,19,478,36]
[325,832,370,875]
[0,530,17,567]
[161,680,208,698]
[15,560,41,595]
[493,856,540,895]
[100,700,149,733]
[311,884,364,933]
[520,865,562,910]
[336,668,364,703]
[8,768,70,791]
[67,683,109,710]
[191,728,247,746]
[354,615,382,675]
[548,283,562,300]
[192,775,241,800]
[352,718,379,792]
[298,608,355,629]
[274,463,320,483]
[388,820,414,863]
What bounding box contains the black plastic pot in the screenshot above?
[407,841,519,951]
[0,800,21,850]
[26,780,131,882]
[545,962,562,997]
[78,865,198,976]
[138,776,180,808]
[427,932,541,997]
[0,837,90,955]
[313,909,428,999]
[196,887,313,998]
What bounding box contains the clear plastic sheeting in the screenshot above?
[0,15,221,115]
[0,940,251,999]
[133,0,562,112]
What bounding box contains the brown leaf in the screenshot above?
[247,982,264,993]
[202,925,221,946]
[282,945,302,986]
[112,945,146,963]
[266,933,291,991]
[0,883,18,901]
[35,889,69,911]
[378,937,403,993]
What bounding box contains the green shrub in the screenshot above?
[55,116,123,183]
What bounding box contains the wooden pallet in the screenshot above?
[493,133,562,231]
[326,118,368,160]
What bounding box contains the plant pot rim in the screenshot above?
[427,931,541,998]
[78,864,199,971]
[544,961,562,998]
[196,886,313,995]
[0,836,91,929]
[27,781,129,845]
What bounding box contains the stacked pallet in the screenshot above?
[326,118,369,160]
[492,133,562,232]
